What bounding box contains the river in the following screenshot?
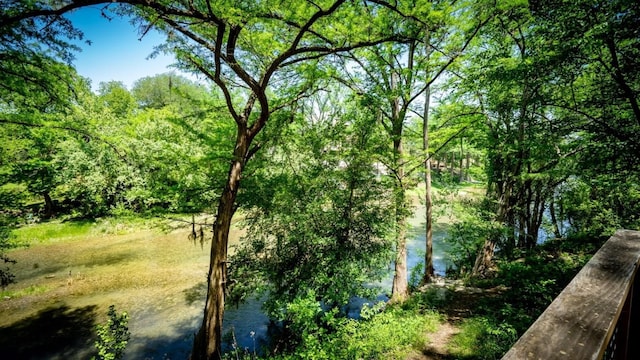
[1,206,452,360]
[219,204,453,354]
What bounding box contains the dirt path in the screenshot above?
[421,321,460,359]
[408,280,507,360]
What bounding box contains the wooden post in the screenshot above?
[502,230,640,360]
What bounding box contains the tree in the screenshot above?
[142,4,403,357]
[123,103,235,213]
[340,0,495,297]
[1,87,132,219]
[131,73,207,110]
[422,26,434,284]
[441,2,585,275]
[1,1,406,358]
[0,0,84,111]
[229,91,394,344]
[528,0,640,236]
[97,81,137,118]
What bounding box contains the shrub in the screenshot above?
[93,305,131,360]
[449,317,517,360]
[270,302,441,360]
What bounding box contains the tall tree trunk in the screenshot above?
[390,68,409,302]
[459,137,464,182]
[449,152,455,178]
[391,184,408,302]
[422,27,434,284]
[472,238,496,277]
[191,130,248,360]
[526,184,546,248]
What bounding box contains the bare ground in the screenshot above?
[417,322,461,360]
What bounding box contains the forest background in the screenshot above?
[1,0,639,359]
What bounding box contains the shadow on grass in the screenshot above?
[183,281,207,306]
[126,324,196,360]
[0,304,98,359]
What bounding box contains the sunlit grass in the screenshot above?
[12,220,95,244]
[270,303,443,360]
[448,317,486,358]
[10,216,173,246]
[0,284,50,300]
[447,316,517,360]
[347,307,442,359]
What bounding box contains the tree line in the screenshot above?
[1,1,639,359]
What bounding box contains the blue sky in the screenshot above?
[65,6,178,91]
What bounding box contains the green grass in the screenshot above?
[12,220,96,244]
[341,307,441,359]
[1,284,50,299]
[448,317,517,360]
[10,216,167,245]
[448,318,486,358]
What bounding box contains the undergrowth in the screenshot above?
[447,234,605,359]
[272,306,440,360]
[448,317,517,360]
[224,300,442,360]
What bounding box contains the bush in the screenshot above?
[93,305,131,360]
[270,302,441,360]
[449,317,517,360]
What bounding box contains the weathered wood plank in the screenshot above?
[502,230,640,360]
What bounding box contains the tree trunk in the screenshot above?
[391,191,408,302]
[604,36,640,126]
[43,191,54,219]
[459,137,464,182]
[390,67,409,302]
[449,152,455,178]
[465,152,471,181]
[549,196,561,239]
[472,238,496,276]
[473,177,512,277]
[422,26,434,284]
[391,139,408,301]
[191,130,248,360]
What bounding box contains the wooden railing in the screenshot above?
[502,230,640,360]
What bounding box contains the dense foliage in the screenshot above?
[229,93,395,343]
[0,72,232,219]
[93,305,131,360]
[1,0,639,359]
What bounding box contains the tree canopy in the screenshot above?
[1,1,639,359]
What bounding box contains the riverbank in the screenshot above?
[0,183,485,359]
[0,216,241,359]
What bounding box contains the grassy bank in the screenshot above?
[1,215,242,359]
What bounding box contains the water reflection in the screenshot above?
[222,296,270,354]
